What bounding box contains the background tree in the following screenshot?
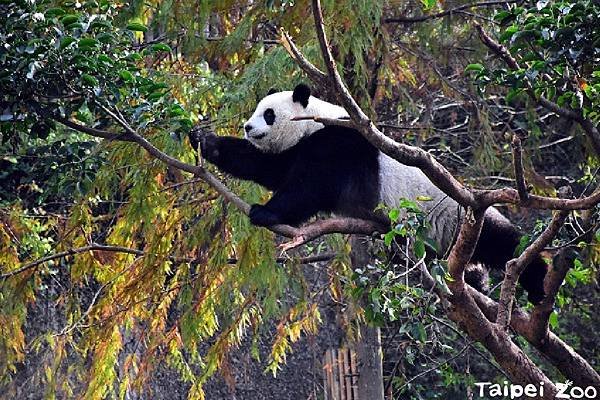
[1,0,599,399]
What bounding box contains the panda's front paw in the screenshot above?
[249,204,281,226]
[192,129,220,162]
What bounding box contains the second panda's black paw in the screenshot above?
[249,204,281,226]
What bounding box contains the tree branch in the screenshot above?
[529,248,576,342]
[470,285,600,387]
[384,0,520,23]
[0,243,338,279]
[473,23,600,155]
[447,207,486,287]
[496,210,569,329]
[511,135,529,201]
[280,30,328,88]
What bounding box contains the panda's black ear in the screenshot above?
[292,83,311,108]
[267,88,279,96]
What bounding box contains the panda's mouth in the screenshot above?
[250,132,266,140]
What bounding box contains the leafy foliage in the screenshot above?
[470,0,600,122]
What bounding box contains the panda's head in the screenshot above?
[243,84,348,153]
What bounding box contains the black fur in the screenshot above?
[472,212,547,303]
[292,84,311,108]
[197,124,547,303]
[199,125,380,226]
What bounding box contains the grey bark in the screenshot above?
[350,235,385,400]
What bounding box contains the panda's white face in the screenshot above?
[244,91,306,153]
[243,87,348,153]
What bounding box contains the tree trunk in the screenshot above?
[351,235,385,400]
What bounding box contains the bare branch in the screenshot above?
[446,208,486,287]
[384,0,519,23]
[278,218,384,251]
[470,286,600,387]
[496,210,569,329]
[0,244,144,279]
[290,115,357,129]
[511,135,529,201]
[0,243,338,279]
[280,30,328,87]
[529,249,575,342]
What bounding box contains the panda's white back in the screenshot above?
[378,152,462,253]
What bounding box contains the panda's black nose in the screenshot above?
[244,124,253,133]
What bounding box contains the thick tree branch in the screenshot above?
[470,286,600,387]
[529,249,576,342]
[384,0,520,23]
[474,23,600,155]
[496,210,569,329]
[447,208,486,287]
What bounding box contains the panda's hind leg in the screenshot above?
[471,208,547,304]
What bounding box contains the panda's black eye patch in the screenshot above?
[263,108,275,125]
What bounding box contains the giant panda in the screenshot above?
[195,83,547,303]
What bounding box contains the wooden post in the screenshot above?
[322,236,384,400]
[350,235,385,400]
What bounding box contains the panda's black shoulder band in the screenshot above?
[292,83,311,108]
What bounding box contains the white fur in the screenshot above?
[377,153,462,253]
[244,91,348,153]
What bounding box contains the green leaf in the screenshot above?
[81,74,99,86]
[126,22,148,32]
[96,32,114,44]
[78,38,100,48]
[60,14,79,26]
[388,208,400,222]
[414,240,425,259]
[499,26,518,42]
[548,311,559,329]
[119,70,134,82]
[413,322,427,343]
[151,43,172,52]
[60,36,76,49]
[464,63,484,73]
[384,231,395,247]
[45,8,66,18]
[420,0,437,11]
[506,88,523,104]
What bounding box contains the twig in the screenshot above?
[511,135,529,201]
[474,23,600,155]
[384,0,519,23]
[280,30,328,88]
[496,210,569,329]
[529,249,576,342]
[0,243,338,279]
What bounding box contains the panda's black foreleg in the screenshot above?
[249,179,332,227]
[471,211,547,304]
[196,131,289,190]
